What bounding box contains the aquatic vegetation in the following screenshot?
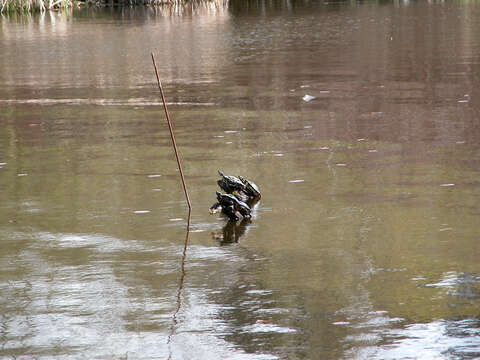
[0,0,75,13]
[0,0,226,13]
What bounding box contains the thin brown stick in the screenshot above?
[151,52,192,214]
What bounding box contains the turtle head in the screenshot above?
[217,179,229,193]
[209,206,220,214]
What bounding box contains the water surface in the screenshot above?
[1,1,480,359]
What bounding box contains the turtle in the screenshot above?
[238,176,261,199]
[217,170,245,194]
[209,197,239,221]
[209,191,251,221]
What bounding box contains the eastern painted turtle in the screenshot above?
[210,191,251,221]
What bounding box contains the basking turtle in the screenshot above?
[217,170,245,194]
[210,191,251,221]
[238,176,261,199]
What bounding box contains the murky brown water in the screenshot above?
[1,1,480,359]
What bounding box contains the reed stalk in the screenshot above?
[151,52,192,216]
[0,0,74,13]
[1,0,226,13]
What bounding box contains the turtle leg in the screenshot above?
[246,197,259,207]
[238,207,251,219]
[222,205,239,221]
[209,202,221,214]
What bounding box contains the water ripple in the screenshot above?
[0,98,215,106]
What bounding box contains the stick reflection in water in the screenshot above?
[167,217,190,359]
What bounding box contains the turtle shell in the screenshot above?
[238,176,261,198]
[218,171,245,192]
[216,191,251,216]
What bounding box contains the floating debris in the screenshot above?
[17,173,28,177]
[302,94,316,102]
[411,276,426,281]
[439,227,453,232]
[289,179,305,183]
[169,218,183,222]
[440,183,455,187]
[133,210,150,214]
[148,174,162,178]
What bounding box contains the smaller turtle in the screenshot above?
[238,176,261,199]
[217,170,245,194]
[210,191,251,221]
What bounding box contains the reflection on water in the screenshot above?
[347,318,480,360]
[211,196,260,244]
[0,98,216,106]
[167,216,190,360]
[0,230,179,358]
[212,218,252,244]
[425,272,480,301]
[2,0,480,359]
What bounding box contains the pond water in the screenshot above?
[1,1,480,359]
